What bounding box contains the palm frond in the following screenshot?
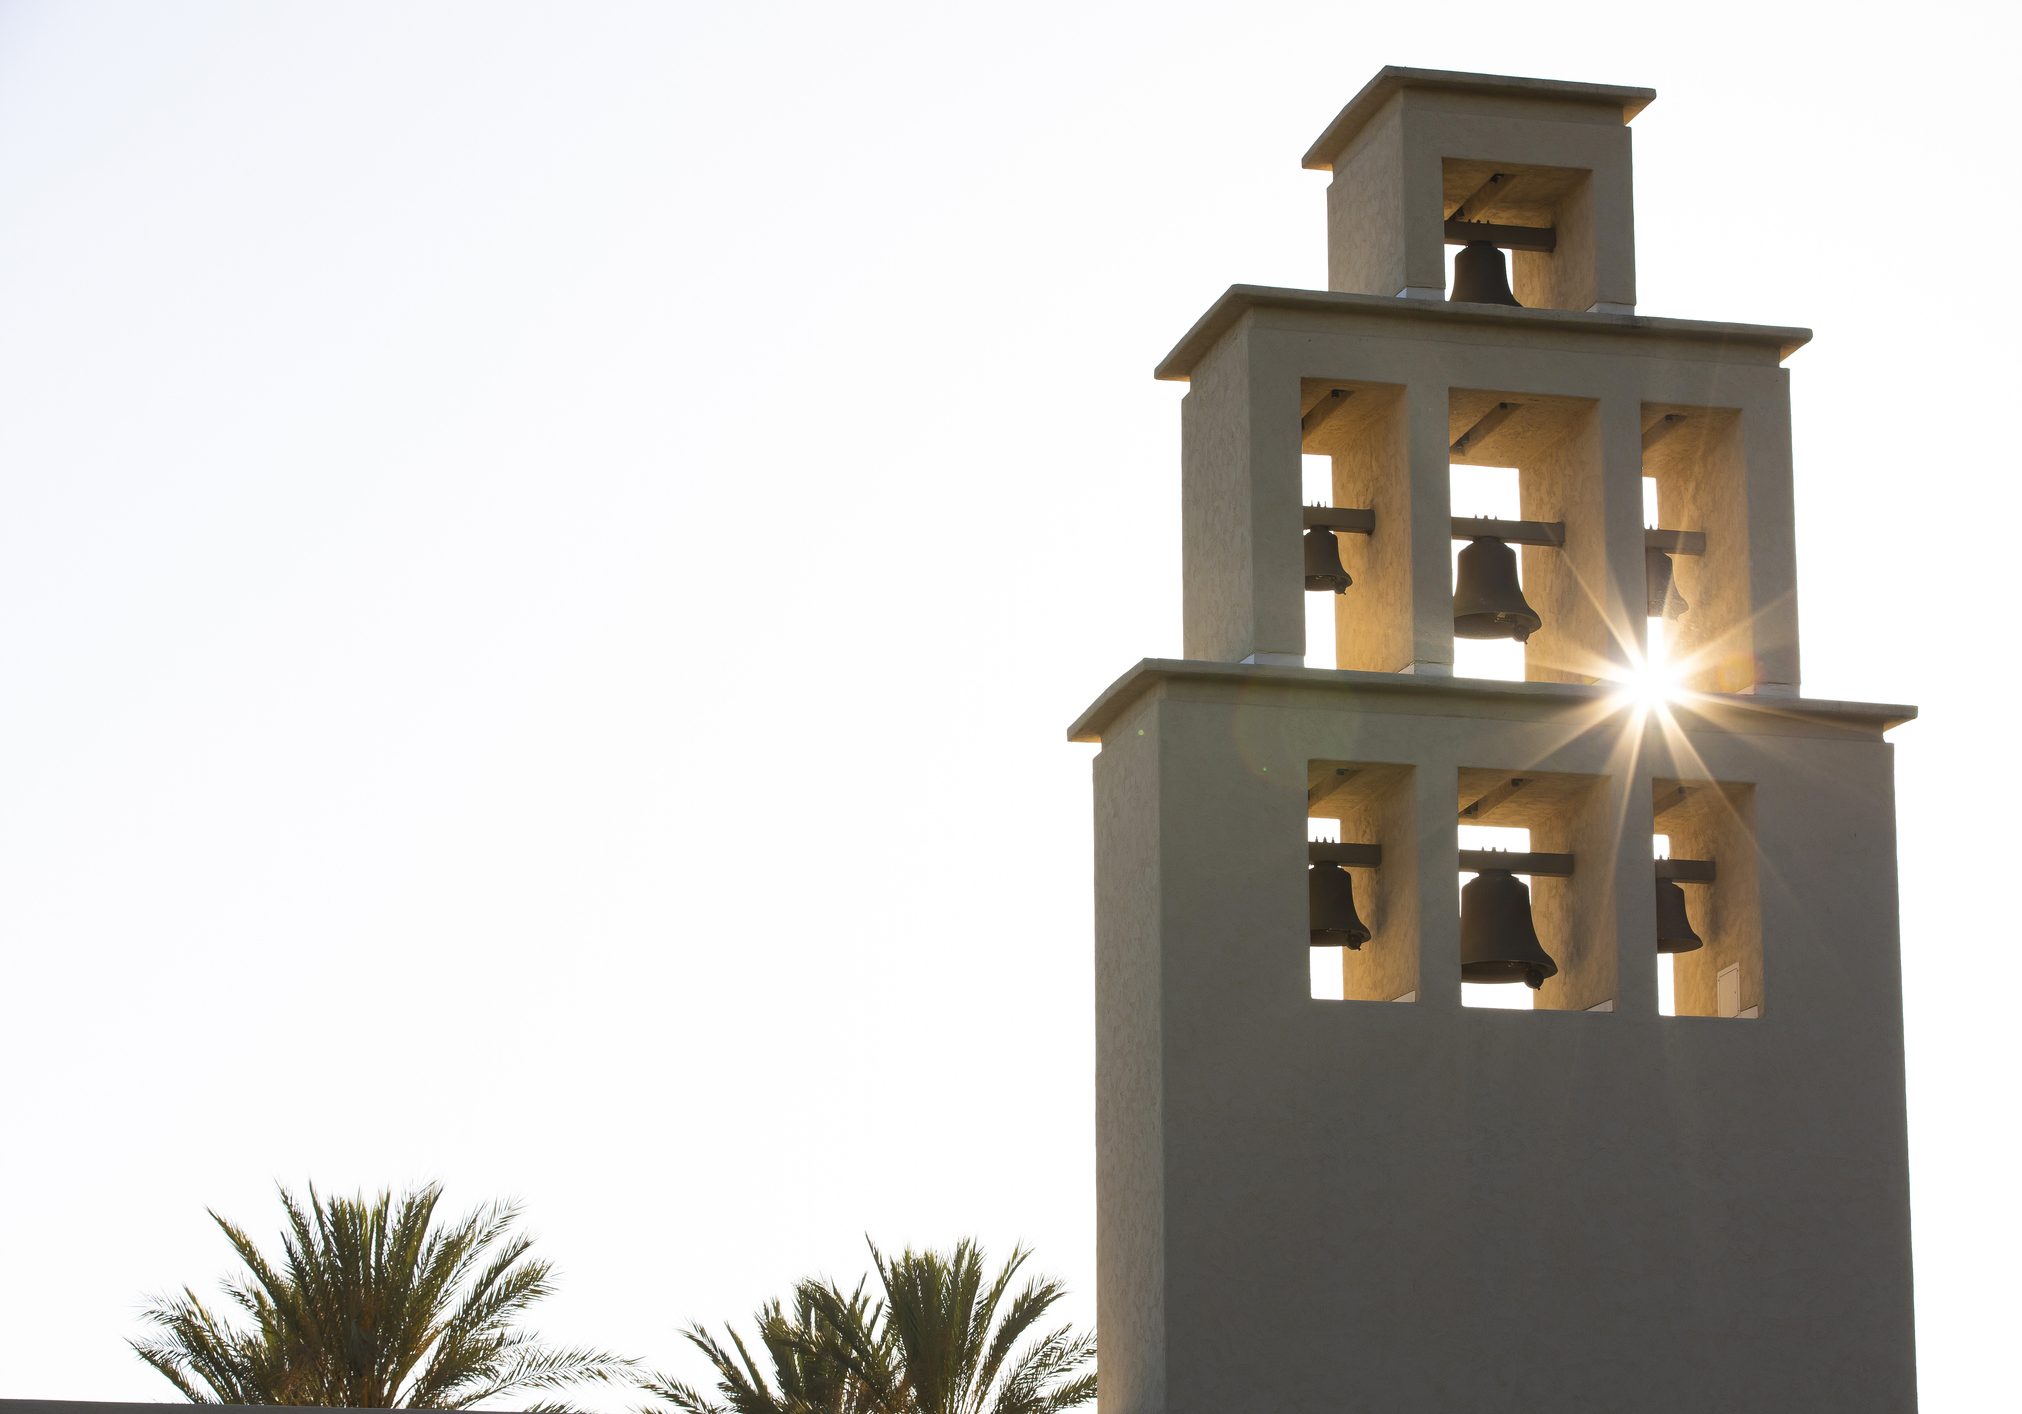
[132,1183,626,1408]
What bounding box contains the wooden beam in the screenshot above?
[1450,516,1565,548]
[1443,219,1556,253]
[1300,388,1356,441]
[1451,400,1521,456]
[1307,766,1363,812]
[1459,850,1575,878]
[1303,506,1376,535]
[1652,784,1693,819]
[1645,528,1707,556]
[1309,842,1382,868]
[1447,171,1518,223]
[1656,858,1717,884]
[1642,413,1687,451]
[1461,777,1530,820]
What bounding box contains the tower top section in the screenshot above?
[1302,68,1655,169]
[1303,66,1655,314]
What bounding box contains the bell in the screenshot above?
[1309,863,1372,949]
[1655,877,1704,953]
[1453,537,1543,642]
[1459,869,1559,989]
[1304,525,1352,594]
[1645,547,1689,619]
[1450,240,1521,307]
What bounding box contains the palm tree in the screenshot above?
[639,1280,891,1414]
[646,1241,1093,1414]
[133,1183,632,1410]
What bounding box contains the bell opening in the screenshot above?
[1448,465,1530,681]
[1650,790,1762,1021]
[1458,823,1561,1010]
[1307,764,1418,1005]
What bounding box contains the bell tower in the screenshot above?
[1074,68,1918,1413]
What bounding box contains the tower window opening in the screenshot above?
[1460,823,1533,1009]
[1450,464,1524,681]
[1303,455,1338,668]
[1652,778,1760,1020]
[1307,761,1417,1004]
[1654,832,1676,1016]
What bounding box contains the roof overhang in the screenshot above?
[1303,66,1656,171]
[1153,285,1813,381]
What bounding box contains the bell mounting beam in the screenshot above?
[1448,171,1518,223]
[1307,766,1364,812]
[1459,850,1574,877]
[1451,401,1522,456]
[1451,516,1564,547]
[1443,219,1556,252]
[1641,413,1688,450]
[1301,388,1357,440]
[1304,505,1376,535]
[1656,858,1717,883]
[1645,528,1706,555]
[1652,784,1694,818]
[1309,841,1383,868]
[1462,777,1530,820]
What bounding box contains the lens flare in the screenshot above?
[1608,621,1689,711]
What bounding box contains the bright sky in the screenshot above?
[1,2,2014,1408]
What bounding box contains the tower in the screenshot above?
[1074,68,1917,1412]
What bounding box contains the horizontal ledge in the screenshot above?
[1646,528,1707,555]
[1304,506,1376,534]
[1461,850,1574,877]
[1445,219,1557,252]
[1066,658,1919,744]
[1453,517,1564,547]
[1309,842,1382,867]
[1153,286,1814,382]
[1656,858,1716,883]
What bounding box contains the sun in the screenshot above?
[1605,622,1691,712]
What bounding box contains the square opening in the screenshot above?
[1441,158,1598,313]
[1306,761,1417,1003]
[1642,404,1758,694]
[1458,766,1614,1012]
[1654,778,1761,1019]
[1303,453,1338,669]
[1653,831,1676,1016]
[1449,389,1607,685]
[1449,463,1524,682]
[1297,380,1408,674]
[1460,822,1533,1009]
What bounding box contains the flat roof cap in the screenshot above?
[1303,66,1656,171]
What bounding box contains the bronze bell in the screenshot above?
[1453,537,1542,642]
[1450,240,1520,307]
[1309,863,1372,949]
[1304,525,1352,594]
[1645,547,1689,619]
[1459,869,1558,989]
[1655,877,1703,953]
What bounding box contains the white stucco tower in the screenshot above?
[1072,68,1918,1412]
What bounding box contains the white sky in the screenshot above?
[1,2,2015,1408]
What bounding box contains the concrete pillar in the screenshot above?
[1180,326,1304,665]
